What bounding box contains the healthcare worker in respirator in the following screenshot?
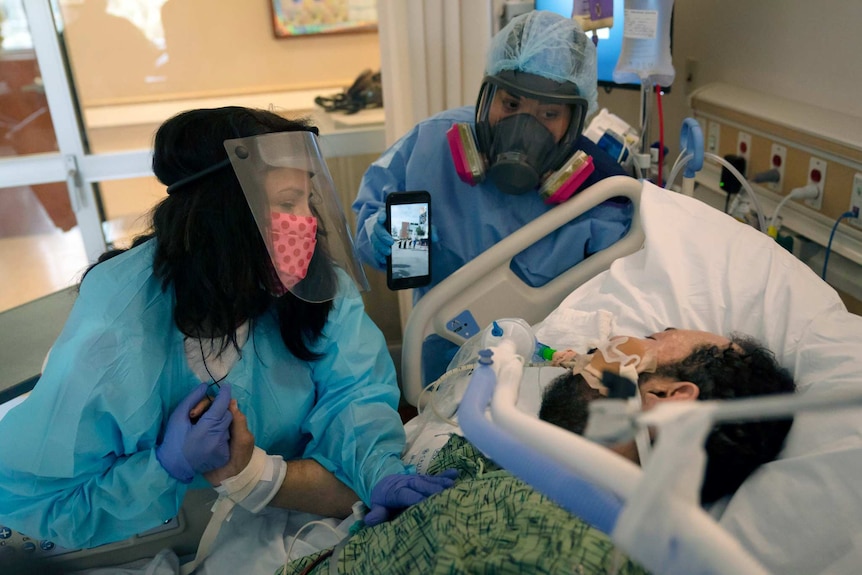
[353,10,634,384]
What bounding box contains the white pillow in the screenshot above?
[550,182,862,574]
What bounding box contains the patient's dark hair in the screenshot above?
[80,107,333,360]
[540,334,796,505]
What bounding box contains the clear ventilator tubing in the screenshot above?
[613,405,771,575]
[680,176,695,197]
[706,152,767,233]
[485,341,642,500]
[458,352,624,535]
[665,152,692,191]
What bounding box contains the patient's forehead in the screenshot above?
[625,328,732,366]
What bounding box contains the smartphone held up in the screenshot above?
[386,191,431,290]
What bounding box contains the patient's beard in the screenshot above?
[538,371,604,435]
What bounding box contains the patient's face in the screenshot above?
[540,328,734,434]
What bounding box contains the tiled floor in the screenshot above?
[0,184,145,313]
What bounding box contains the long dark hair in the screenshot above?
[84,107,333,360]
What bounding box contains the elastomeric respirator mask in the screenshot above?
[447,72,594,203]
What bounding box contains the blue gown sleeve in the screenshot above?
[302,275,408,504]
[0,247,189,550]
[352,125,420,269]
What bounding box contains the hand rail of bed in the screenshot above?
[401,175,645,407]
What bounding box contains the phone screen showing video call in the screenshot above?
[386,191,431,290]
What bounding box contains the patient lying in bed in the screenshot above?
[540,328,796,504]
[279,328,795,575]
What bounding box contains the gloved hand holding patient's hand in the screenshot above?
[156,383,233,483]
[365,208,394,269]
[364,469,459,526]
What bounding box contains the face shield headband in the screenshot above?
[223,131,369,303]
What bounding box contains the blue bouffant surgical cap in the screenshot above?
[485,10,598,117]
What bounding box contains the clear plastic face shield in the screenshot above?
[224,131,369,303]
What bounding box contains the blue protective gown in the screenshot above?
[0,240,407,549]
[352,105,634,382]
[353,105,634,302]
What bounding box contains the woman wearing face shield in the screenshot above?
[0,107,455,553]
[353,11,634,383]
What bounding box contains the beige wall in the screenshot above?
[61,0,381,106]
[597,0,862,163]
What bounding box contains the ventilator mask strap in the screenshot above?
[586,337,657,465]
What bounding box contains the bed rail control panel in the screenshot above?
[0,488,215,573]
[0,516,181,559]
[446,310,480,339]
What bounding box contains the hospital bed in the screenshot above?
[2,176,860,574]
[397,176,862,575]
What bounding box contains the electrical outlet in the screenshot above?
[768,143,786,192]
[737,131,751,165]
[850,173,862,229]
[707,122,720,155]
[804,157,827,210]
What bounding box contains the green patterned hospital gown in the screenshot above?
[279,435,650,575]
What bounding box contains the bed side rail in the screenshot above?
[401,176,645,406]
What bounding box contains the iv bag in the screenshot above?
[613,0,675,86]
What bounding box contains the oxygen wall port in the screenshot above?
[707,121,720,155]
[804,157,826,210]
[737,131,751,166]
[768,143,786,193]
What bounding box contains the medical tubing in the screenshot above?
[486,351,642,499]
[668,151,767,232]
[770,184,820,231]
[822,211,856,280]
[459,359,623,535]
[283,519,346,574]
[707,152,767,232]
[665,152,693,191]
[655,85,665,185]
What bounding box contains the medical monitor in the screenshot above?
[534,0,673,91]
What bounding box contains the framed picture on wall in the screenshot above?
[271,0,377,38]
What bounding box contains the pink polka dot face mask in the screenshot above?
[270,213,318,292]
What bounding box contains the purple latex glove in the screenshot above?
[364,469,459,526]
[156,383,233,483]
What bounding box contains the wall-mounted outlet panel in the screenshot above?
[804,157,827,210]
[850,173,862,229]
[707,121,720,155]
[768,143,786,193]
[737,131,751,165]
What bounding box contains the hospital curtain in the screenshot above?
[377,0,493,146]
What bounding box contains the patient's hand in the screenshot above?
[204,400,255,486]
[551,349,578,366]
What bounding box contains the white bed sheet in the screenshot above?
[532,182,862,575]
